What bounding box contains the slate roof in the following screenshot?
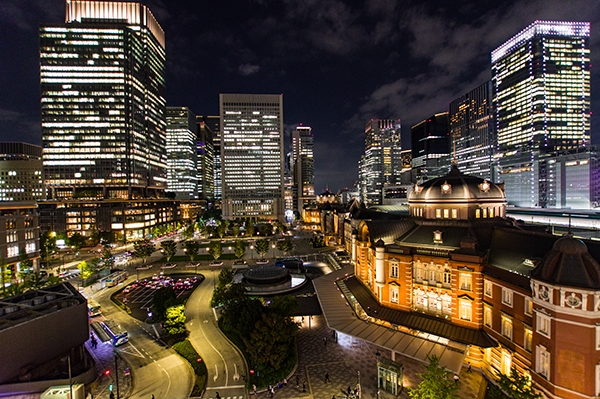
[345,276,497,348]
[363,219,416,245]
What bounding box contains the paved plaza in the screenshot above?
[250,315,484,399]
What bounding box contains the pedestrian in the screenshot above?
[296,375,300,387]
[325,371,330,383]
[109,393,114,399]
[303,382,306,392]
[453,374,459,383]
[253,385,257,395]
[283,378,287,386]
[323,337,327,347]
[347,386,351,394]
[151,395,154,399]
[216,393,221,399]
[467,362,471,372]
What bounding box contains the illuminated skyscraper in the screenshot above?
[40,0,166,200]
[196,119,214,201]
[165,107,197,200]
[291,125,315,213]
[492,20,591,207]
[199,116,221,201]
[219,94,284,221]
[411,113,450,184]
[449,82,493,180]
[361,120,402,205]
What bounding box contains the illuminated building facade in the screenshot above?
[0,143,45,202]
[219,94,284,221]
[450,82,493,180]
[291,125,315,214]
[411,113,450,183]
[492,20,591,207]
[165,107,198,200]
[196,119,215,201]
[40,0,166,200]
[38,198,178,241]
[0,202,41,278]
[200,116,221,201]
[362,120,402,205]
[341,166,600,398]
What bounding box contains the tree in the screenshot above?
[245,224,256,237]
[40,230,57,262]
[78,261,93,280]
[0,257,8,293]
[243,312,299,370]
[88,257,103,275]
[259,224,272,237]
[493,366,542,399]
[208,241,222,261]
[231,223,241,238]
[183,240,201,263]
[68,232,87,250]
[3,282,25,298]
[24,272,46,290]
[408,355,460,399]
[160,240,177,263]
[89,229,100,246]
[254,239,269,259]
[217,219,230,238]
[152,286,180,318]
[182,224,195,239]
[101,249,115,270]
[234,240,248,259]
[18,249,33,279]
[164,304,187,335]
[276,240,294,256]
[270,295,298,318]
[133,238,156,264]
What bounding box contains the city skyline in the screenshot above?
[1,0,600,193]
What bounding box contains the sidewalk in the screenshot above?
[86,334,132,399]
[251,315,484,399]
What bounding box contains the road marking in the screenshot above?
[119,342,145,358]
[152,325,160,339]
[233,364,239,381]
[205,386,246,390]
[213,364,218,381]
[212,307,218,321]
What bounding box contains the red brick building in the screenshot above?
[349,165,600,398]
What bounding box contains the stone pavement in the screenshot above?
[251,315,484,399]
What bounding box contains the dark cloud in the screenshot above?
[239,64,260,76]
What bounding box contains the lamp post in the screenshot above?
[250,246,254,260]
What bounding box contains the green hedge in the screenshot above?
[172,339,208,396]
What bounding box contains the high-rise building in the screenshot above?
[492,20,591,207]
[291,125,315,214]
[200,116,221,201]
[196,120,214,201]
[361,120,402,205]
[219,94,284,221]
[450,82,494,180]
[165,107,198,200]
[411,113,450,183]
[40,0,166,200]
[0,143,45,202]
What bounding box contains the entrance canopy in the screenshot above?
[313,267,468,373]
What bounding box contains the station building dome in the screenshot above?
[408,164,506,220]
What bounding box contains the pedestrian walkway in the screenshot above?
[250,315,483,399]
[86,333,132,399]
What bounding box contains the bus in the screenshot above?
[87,298,102,317]
[101,320,128,346]
[105,271,128,287]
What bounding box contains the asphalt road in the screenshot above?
[91,274,194,399]
[185,270,247,399]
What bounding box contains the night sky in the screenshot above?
[1,0,599,193]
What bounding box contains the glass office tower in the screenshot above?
[411,113,450,184]
[291,125,315,213]
[219,94,284,221]
[492,20,590,207]
[40,0,166,200]
[450,82,493,180]
[166,107,198,200]
[362,119,402,205]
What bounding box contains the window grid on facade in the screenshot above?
[502,288,513,307]
[460,273,472,291]
[501,314,513,340]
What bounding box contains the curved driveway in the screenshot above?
[185,270,247,399]
[92,275,194,399]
